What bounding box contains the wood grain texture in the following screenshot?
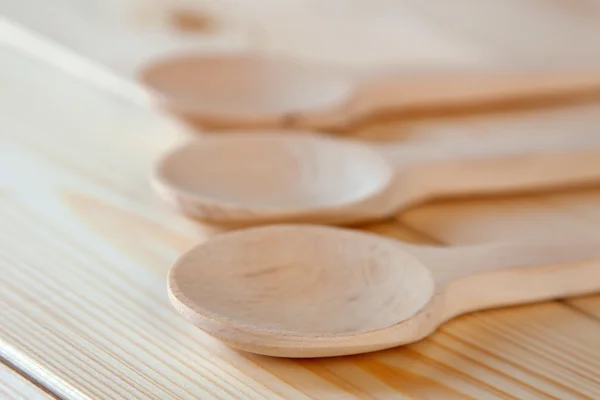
[0,362,56,400]
[2,38,600,400]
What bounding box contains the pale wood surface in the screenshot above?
[4,0,600,104]
[3,0,600,397]
[2,38,600,399]
[0,362,56,400]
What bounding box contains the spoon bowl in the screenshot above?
[169,225,434,336]
[153,132,393,223]
[139,53,354,128]
[168,224,600,357]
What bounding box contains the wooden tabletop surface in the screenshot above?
[2,2,600,399]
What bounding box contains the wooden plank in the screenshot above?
[3,44,600,399]
[0,361,56,400]
[0,45,305,400]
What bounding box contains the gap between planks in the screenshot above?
[0,357,58,400]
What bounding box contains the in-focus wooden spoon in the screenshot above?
[168,224,600,357]
[153,129,600,226]
[138,53,600,129]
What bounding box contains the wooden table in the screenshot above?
[2,2,600,399]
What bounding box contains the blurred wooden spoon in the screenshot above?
[139,53,600,129]
[153,128,600,226]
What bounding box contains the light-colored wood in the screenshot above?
[153,127,600,225]
[396,110,600,244]
[0,45,313,400]
[0,362,56,400]
[401,188,600,244]
[139,52,600,129]
[3,30,600,400]
[5,0,600,136]
[168,224,600,357]
[5,0,600,84]
[0,1,250,103]
[138,53,355,129]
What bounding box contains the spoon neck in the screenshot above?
[413,241,600,321]
[347,69,600,121]
[374,129,600,211]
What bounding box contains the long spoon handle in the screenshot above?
[414,241,600,321]
[377,128,600,210]
[349,71,600,120]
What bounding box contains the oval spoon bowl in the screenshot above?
[168,224,437,356]
[153,132,393,224]
[139,53,354,128]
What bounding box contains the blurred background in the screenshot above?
[4,0,600,96]
[151,0,600,68]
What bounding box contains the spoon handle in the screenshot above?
[415,241,600,321]
[349,71,600,120]
[378,129,600,209]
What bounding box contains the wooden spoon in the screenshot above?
[153,129,600,226]
[168,224,600,357]
[138,53,600,129]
